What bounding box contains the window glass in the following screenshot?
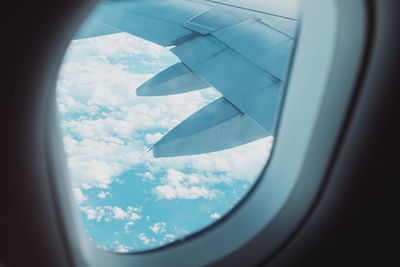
[57,0,298,252]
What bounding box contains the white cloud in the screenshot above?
[68,32,174,60]
[153,185,176,200]
[72,188,87,204]
[150,222,166,234]
[153,169,218,200]
[141,172,154,181]
[80,207,97,221]
[148,136,274,186]
[80,206,142,223]
[140,59,168,67]
[145,132,163,144]
[62,136,143,188]
[124,221,135,232]
[138,233,150,246]
[128,209,142,221]
[58,59,153,110]
[98,191,110,199]
[113,207,127,220]
[58,43,219,189]
[57,95,90,115]
[210,212,221,219]
[115,244,132,253]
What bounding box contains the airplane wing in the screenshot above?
[74,0,299,157]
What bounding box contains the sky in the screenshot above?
[57,32,274,252]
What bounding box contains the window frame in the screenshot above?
[45,0,369,266]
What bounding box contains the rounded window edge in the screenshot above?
[44,0,369,266]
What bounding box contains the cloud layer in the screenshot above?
[58,32,274,252]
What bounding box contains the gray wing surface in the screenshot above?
[74,0,299,157]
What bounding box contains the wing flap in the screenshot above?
[136,62,209,96]
[212,19,294,80]
[183,6,251,35]
[171,35,283,132]
[153,97,269,157]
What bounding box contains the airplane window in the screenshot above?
[56,0,299,253]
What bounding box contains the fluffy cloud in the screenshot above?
[148,137,273,185]
[112,207,128,220]
[141,172,154,181]
[210,212,221,219]
[145,132,163,144]
[67,32,173,60]
[153,169,218,200]
[72,188,87,204]
[150,222,167,234]
[115,244,132,253]
[98,191,110,199]
[62,136,143,188]
[58,36,223,189]
[124,221,135,233]
[80,206,142,223]
[138,233,150,246]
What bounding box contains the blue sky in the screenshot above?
[57,32,273,252]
